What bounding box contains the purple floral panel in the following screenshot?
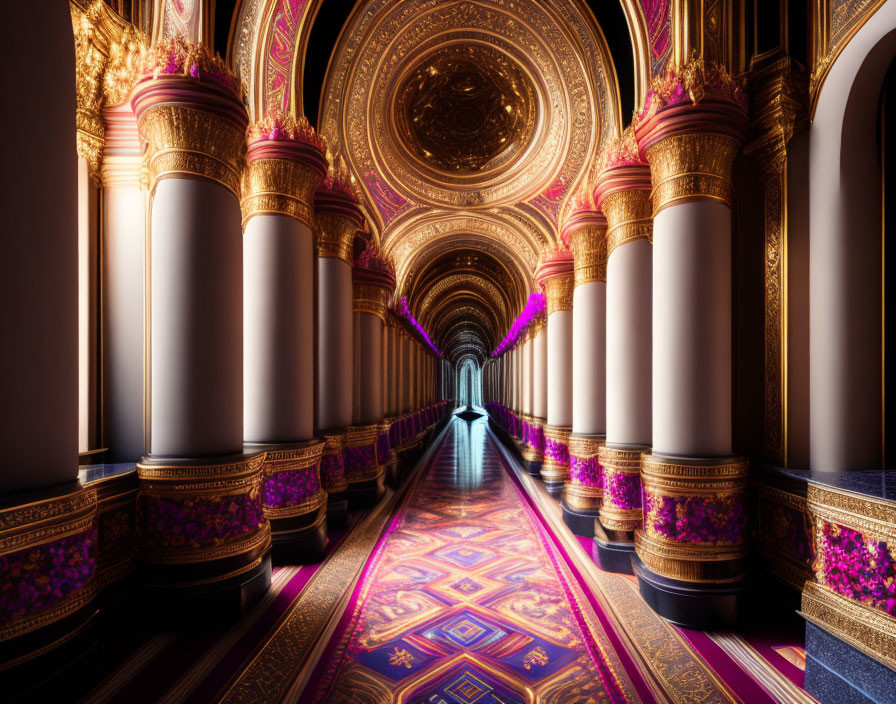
[376,432,391,463]
[604,472,641,511]
[263,467,320,510]
[98,504,136,556]
[137,493,265,550]
[820,522,896,617]
[344,445,375,477]
[644,493,746,544]
[320,453,346,492]
[544,438,569,466]
[569,455,604,489]
[529,428,545,452]
[0,528,97,626]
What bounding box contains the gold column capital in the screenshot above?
[353,282,392,322]
[241,111,328,229]
[535,249,574,315]
[633,58,748,215]
[595,127,653,257]
[131,39,247,198]
[643,133,742,215]
[314,176,363,263]
[352,247,395,321]
[563,210,607,287]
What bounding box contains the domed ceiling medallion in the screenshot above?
[394,44,537,174]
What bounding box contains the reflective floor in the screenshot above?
[62,410,811,704]
[305,410,642,702]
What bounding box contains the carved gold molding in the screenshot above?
[810,0,888,117]
[802,580,896,672]
[744,54,808,466]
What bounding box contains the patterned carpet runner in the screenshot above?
[307,415,643,703]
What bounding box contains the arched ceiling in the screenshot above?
[229,0,659,362]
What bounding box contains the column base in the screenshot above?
[346,472,386,509]
[632,553,747,629]
[543,480,565,497]
[136,453,272,618]
[327,492,349,530]
[0,583,98,678]
[593,523,635,574]
[385,457,401,489]
[139,554,272,623]
[561,500,599,538]
[804,622,896,704]
[270,508,327,565]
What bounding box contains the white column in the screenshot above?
[606,240,652,446]
[315,183,362,433]
[653,203,731,456]
[567,213,608,435]
[523,335,534,416]
[532,323,548,420]
[547,312,573,427]
[101,103,146,461]
[243,145,321,443]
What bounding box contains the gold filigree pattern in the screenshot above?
[394,44,537,174]
[567,224,608,287]
[744,54,808,466]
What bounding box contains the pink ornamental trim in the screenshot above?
[492,292,546,357]
[399,297,441,356]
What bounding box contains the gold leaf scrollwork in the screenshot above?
[72,1,147,182]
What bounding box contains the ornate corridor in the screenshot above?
[2,1,896,702]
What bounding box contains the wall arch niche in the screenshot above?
[810,2,896,471]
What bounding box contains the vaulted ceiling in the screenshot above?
[229,0,656,364]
